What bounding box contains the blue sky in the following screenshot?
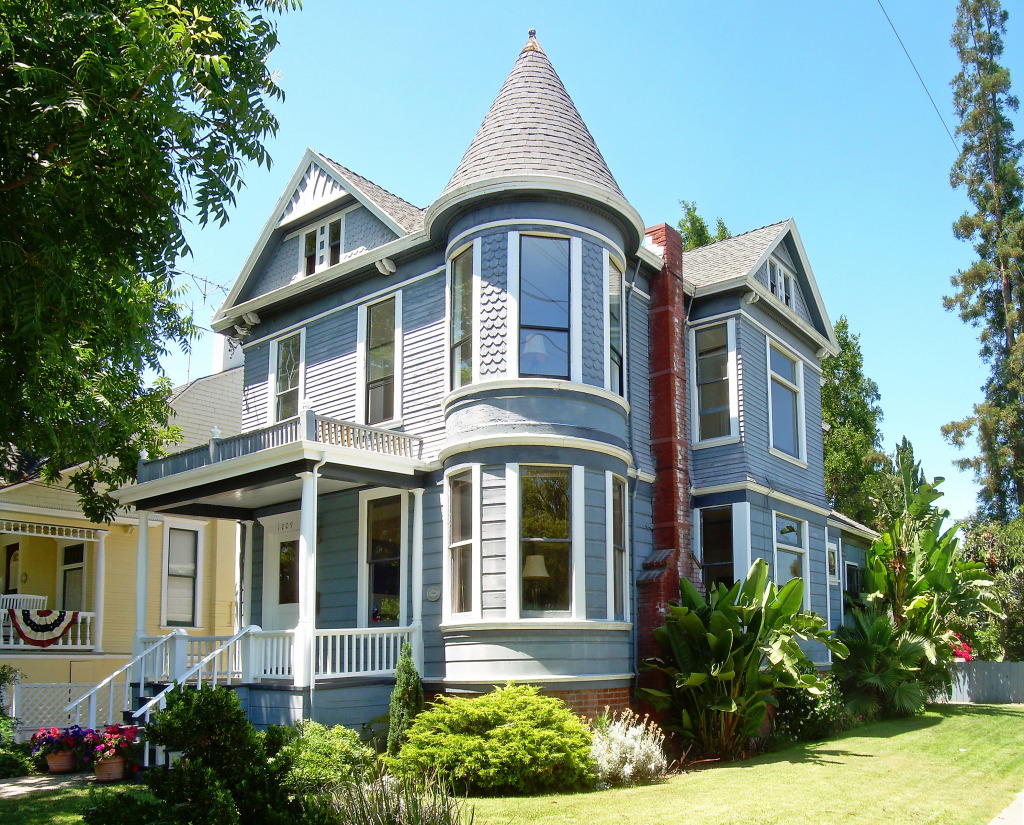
[166,0,1023,522]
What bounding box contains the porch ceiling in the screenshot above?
[122,456,428,521]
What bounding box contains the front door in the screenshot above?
[262,517,300,631]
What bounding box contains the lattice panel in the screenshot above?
[15,682,131,732]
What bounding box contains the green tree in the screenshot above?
[942,0,1024,521]
[821,316,885,527]
[961,516,1024,659]
[677,200,731,250]
[0,1,296,522]
[387,641,424,757]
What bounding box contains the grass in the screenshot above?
[472,704,1024,825]
[1,705,1021,825]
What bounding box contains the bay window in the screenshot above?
[520,466,571,614]
[449,471,473,615]
[450,247,474,390]
[519,236,570,379]
[608,259,623,395]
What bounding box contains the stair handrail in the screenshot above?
[64,631,177,727]
[132,625,258,722]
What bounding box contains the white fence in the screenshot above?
[8,682,132,737]
[945,661,1024,704]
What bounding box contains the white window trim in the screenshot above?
[289,204,362,277]
[357,488,408,628]
[691,502,750,589]
[570,237,583,384]
[506,232,520,378]
[605,472,630,621]
[267,328,306,425]
[771,511,809,609]
[55,539,87,611]
[160,517,207,629]
[766,337,806,464]
[356,291,403,428]
[827,539,841,585]
[445,239,480,393]
[690,318,739,445]
[604,250,627,396]
[768,257,795,310]
[259,512,300,631]
[442,464,482,623]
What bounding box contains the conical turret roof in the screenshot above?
[442,31,624,199]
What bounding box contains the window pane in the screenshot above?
[165,576,195,624]
[63,543,84,566]
[770,347,796,384]
[277,388,299,422]
[776,516,801,547]
[277,335,300,394]
[278,539,299,605]
[370,559,400,622]
[701,507,734,590]
[450,474,472,544]
[697,324,727,356]
[613,478,625,620]
[452,544,472,614]
[521,542,571,612]
[452,340,473,390]
[368,496,402,624]
[369,497,402,561]
[368,299,396,381]
[168,529,197,576]
[329,219,341,266]
[367,379,395,425]
[520,329,569,378]
[609,262,623,395]
[521,468,570,540]
[63,567,84,611]
[520,236,569,328]
[777,548,803,586]
[452,249,474,343]
[304,231,317,275]
[771,379,799,456]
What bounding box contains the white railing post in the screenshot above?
[240,626,259,683]
[93,530,107,652]
[169,629,189,681]
[87,693,97,730]
[411,488,424,674]
[134,511,150,641]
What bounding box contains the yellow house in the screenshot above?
[0,367,243,733]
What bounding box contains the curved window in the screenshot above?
[450,247,474,390]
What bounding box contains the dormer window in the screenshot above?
[769,259,793,309]
[299,214,344,276]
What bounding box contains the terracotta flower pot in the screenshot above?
[94,755,126,783]
[46,751,77,774]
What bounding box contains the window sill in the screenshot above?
[769,447,808,469]
[363,418,403,430]
[693,435,740,450]
[159,625,203,631]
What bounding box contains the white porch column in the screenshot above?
[134,511,150,649]
[294,469,319,689]
[411,488,424,674]
[240,520,254,628]
[93,530,108,652]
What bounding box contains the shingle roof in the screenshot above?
[828,509,879,539]
[681,220,789,288]
[319,155,425,235]
[442,31,623,200]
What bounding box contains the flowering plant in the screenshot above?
[951,633,973,662]
[30,725,90,757]
[92,724,140,762]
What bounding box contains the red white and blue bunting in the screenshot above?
[7,609,79,647]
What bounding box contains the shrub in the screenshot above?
[281,720,374,793]
[394,683,593,795]
[0,673,33,779]
[772,665,848,744]
[641,559,848,761]
[591,708,667,786]
[306,766,474,825]
[387,642,424,757]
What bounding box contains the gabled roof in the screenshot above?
[318,155,425,235]
[682,218,839,354]
[442,31,624,200]
[682,221,789,289]
[828,509,879,541]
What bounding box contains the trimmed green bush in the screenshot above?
[281,720,374,793]
[387,641,424,757]
[772,665,848,744]
[0,666,32,778]
[394,683,593,796]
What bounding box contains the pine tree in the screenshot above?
[386,642,424,757]
[821,317,885,527]
[943,0,1024,520]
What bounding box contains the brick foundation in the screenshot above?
[546,686,632,721]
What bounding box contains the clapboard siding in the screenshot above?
[305,306,358,421]
[242,342,270,431]
[420,481,444,682]
[316,490,359,629]
[250,524,264,627]
[585,468,606,620]
[401,271,446,459]
[629,283,654,475]
[481,465,507,617]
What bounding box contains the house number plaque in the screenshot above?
[425,586,440,602]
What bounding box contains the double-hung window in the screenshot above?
[60,544,85,611]
[608,260,624,395]
[272,332,303,422]
[769,343,803,460]
[695,323,733,440]
[611,476,626,620]
[366,495,402,624]
[774,513,806,600]
[769,259,793,309]
[366,297,397,425]
[450,247,474,390]
[165,528,199,626]
[449,471,473,615]
[699,506,734,591]
[301,216,343,276]
[519,236,570,379]
[520,467,571,614]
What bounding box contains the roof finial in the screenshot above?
[522,29,544,54]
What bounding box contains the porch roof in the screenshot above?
[116,411,432,520]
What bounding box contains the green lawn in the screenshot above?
[472,705,1024,825]
[2,705,1021,825]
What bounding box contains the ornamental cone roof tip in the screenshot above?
[441,29,624,201]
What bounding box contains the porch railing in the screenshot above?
[138,410,424,482]
[315,626,415,679]
[0,594,47,610]
[1,610,95,649]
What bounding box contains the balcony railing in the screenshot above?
[1,610,95,650]
[139,410,424,482]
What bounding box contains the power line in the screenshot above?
[875,0,960,153]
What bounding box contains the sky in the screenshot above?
[164,0,1023,523]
